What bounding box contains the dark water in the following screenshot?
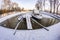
[0,15,60,30]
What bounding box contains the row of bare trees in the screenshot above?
[0,0,23,14]
[35,0,60,14]
[1,0,21,12]
[50,0,59,14]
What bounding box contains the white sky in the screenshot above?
[11,0,37,9]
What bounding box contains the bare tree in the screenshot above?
[42,0,45,11]
[56,0,59,14]
[43,0,45,11]
[35,3,39,10]
[50,0,52,13]
[3,0,11,5]
[2,0,11,10]
[53,0,56,14]
[56,3,60,14]
[50,0,59,14]
[35,0,42,10]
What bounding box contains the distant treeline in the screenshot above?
[0,9,21,14]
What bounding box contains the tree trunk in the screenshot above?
[43,0,45,11]
[50,0,52,13]
[53,0,56,14]
[56,6,58,14]
[56,0,59,14]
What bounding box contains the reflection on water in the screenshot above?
[0,15,60,30]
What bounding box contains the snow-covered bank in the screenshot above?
[0,22,60,40]
[0,11,60,40]
[0,12,22,23]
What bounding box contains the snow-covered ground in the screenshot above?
[41,11,60,20]
[0,22,60,40]
[0,11,60,40]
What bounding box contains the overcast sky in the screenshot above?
[11,0,37,9]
